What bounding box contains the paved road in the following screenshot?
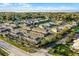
[0,40,31,56]
[0,40,52,56]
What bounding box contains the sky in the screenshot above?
[0,3,79,12]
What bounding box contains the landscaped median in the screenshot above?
[0,36,36,53]
[0,46,9,56]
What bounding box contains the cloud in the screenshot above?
[0,3,10,7]
[55,6,76,10]
[17,3,31,8]
[0,3,31,8]
[27,6,77,12]
[0,3,78,12]
[0,3,32,12]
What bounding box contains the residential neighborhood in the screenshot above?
[0,12,79,56]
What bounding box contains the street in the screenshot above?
[0,40,30,56]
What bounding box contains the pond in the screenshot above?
[76,29,79,32]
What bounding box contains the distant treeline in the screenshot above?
[0,12,79,21]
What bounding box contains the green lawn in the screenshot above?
[0,46,9,56]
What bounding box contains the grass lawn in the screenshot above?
[0,46,9,56]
